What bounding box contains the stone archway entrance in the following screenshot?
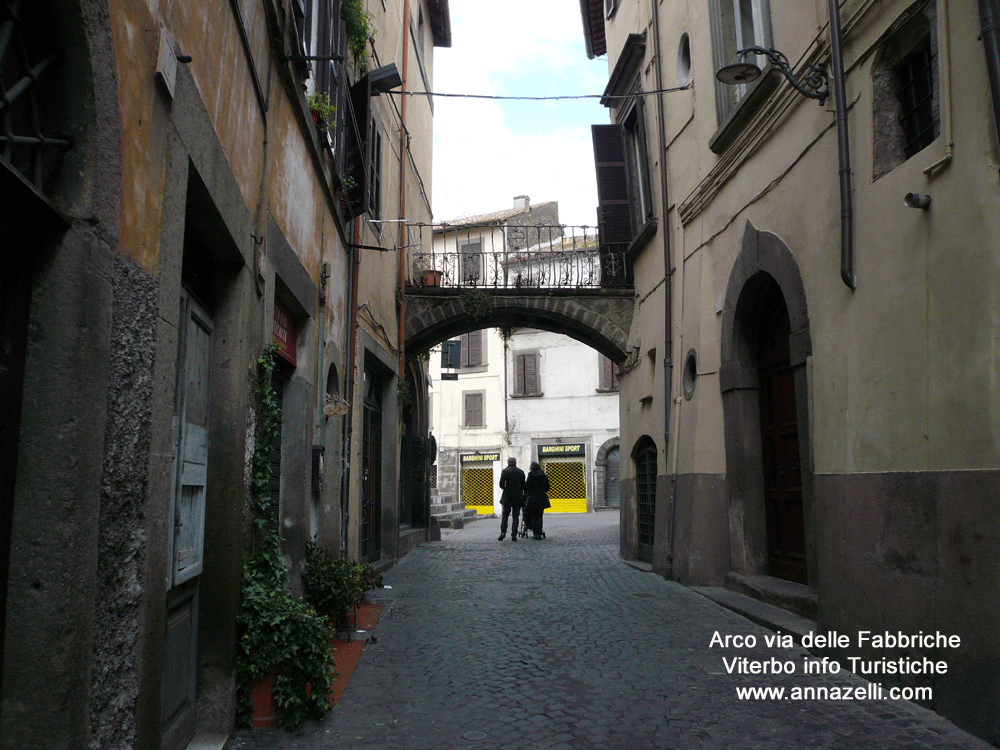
[720,221,814,586]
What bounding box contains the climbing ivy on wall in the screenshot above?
[235,345,335,732]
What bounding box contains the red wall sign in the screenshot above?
[272,300,297,365]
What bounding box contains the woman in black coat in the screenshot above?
[522,462,550,540]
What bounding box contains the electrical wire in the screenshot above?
[385,85,692,101]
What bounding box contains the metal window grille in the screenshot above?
[460,467,493,514]
[635,443,657,561]
[543,461,587,513]
[894,37,937,157]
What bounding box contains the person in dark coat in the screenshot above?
[497,457,526,541]
[522,461,550,540]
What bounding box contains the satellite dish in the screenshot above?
[716,62,762,85]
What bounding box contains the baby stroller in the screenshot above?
[518,509,545,539]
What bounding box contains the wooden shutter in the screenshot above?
[592,123,633,245]
[464,392,483,427]
[601,354,619,389]
[468,330,482,366]
[171,294,213,586]
[515,352,539,395]
[343,74,371,219]
[368,121,382,218]
[460,333,469,367]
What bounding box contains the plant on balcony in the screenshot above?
[303,542,384,629]
[307,91,336,134]
[342,0,373,69]
[236,346,335,732]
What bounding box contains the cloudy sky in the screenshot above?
[430,0,610,227]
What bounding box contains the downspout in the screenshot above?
[398,1,410,380]
[979,0,1000,155]
[828,0,856,290]
[342,217,362,559]
[650,0,675,565]
[397,0,411,545]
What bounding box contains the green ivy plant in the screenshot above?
[341,0,373,69]
[303,542,384,629]
[236,346,335,732]
[397,378,412,411]
[497,326,516,346]
[461,288,492,322]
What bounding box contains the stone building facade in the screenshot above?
[581,0,1000,742]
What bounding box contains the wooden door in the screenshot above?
[162,293,213,750]
[757,288,806,583]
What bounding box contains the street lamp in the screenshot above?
[716,47,830,105]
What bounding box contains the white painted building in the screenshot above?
[429,325,621,518]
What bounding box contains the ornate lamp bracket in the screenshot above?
[738,46,830,105]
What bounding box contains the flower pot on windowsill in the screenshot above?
[422,269,443,286]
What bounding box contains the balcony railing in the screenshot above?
[408,223,632,290]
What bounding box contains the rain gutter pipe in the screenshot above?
[650,0,675,564]
[979,0,1000,156]
[828,0,856,290]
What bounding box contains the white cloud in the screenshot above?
[431,0,609,226]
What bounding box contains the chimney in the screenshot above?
[513,195,529,211]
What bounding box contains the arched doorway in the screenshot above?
[755,282,806,583]
[720,221,814,587]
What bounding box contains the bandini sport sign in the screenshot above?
[538,443,584,457]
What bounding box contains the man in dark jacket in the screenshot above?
[497,457,526,541]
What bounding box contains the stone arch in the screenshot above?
[719,220,815,586]
[404,289,634,363]
[594,437,621,509]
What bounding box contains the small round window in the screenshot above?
[676,32,692,87]
[682,349,697,400]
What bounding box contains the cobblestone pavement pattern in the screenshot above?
[233,514,992,750]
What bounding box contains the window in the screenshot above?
[463,392,484,427]
[514,352,540,396]
[460,330,485,368]
[599,355,620,391]
[460,239,483,285]
[708,0,773,124]
[593,34,655,254]
[872,2,939,180]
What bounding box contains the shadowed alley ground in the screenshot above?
[232,513,992,750]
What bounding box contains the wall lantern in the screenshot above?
[716,46,829,105]
[370,63,402,94]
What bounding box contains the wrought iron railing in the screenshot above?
[407,223,632,290]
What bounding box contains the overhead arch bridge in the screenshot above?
[404,223,635,362]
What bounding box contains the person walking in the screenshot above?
[522,461,550,540]
[497,457,526,541]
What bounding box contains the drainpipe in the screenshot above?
[828,0,856,290]
[979,0,1000,155]
[650,0,675,565]
[398,0,411,380]
[342,217,362,559]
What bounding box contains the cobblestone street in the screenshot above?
[233,514,993,750]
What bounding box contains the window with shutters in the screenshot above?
[592,34,655,258]
[460,239,483,285]
[463,391,485,428]
[513,351,541,397]
[599,354,620,391]
[459,330,486,369]
[298,1,349,157]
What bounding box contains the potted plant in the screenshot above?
[307,91,336,135]
[303,541,384,630]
